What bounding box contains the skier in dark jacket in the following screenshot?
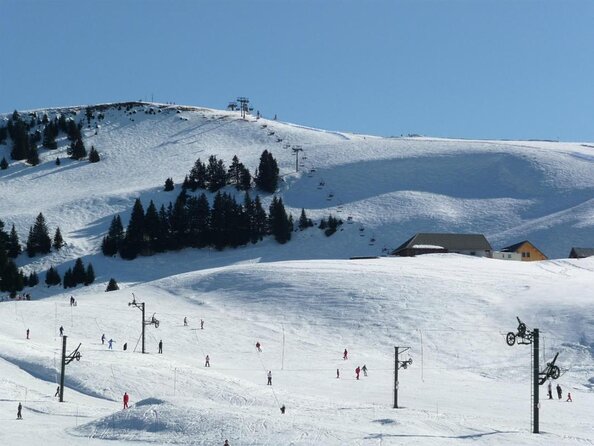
[158,340,163,354]
[17,402,22,419]
[343,349,348,360]
[556,383,562,399]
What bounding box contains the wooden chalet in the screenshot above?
[391,233,492,257]
[501,240,548,261]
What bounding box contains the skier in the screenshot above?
[343,349,348,360]
[123,342,127,351]
[54,386,60,397]
[70,296,75,306]
[17,402,22,420]
[201,319,204,329]
[183,317,188,326]
[355,366,361,380]
[101,334,106,345]
[223,440,229,446]
[26,328,30,340]
[280,404,286,414]
[566,392,572,402]
[336,368,340,379]
[556,383,562,400]
[205,355,210,367]
[59,326,64,336]
[123,392,129,409]
[362,364,368,377]
[547,381,553,399]
[256,341,262,352]
[108,339,115,350]
[158,340,163,354]
[267,370,272,386]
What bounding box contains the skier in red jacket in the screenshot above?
[355,366,361,380]
[123,392,129,409]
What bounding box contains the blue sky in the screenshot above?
[1,0,594,141]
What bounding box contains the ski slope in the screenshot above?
[0,255,593,445]
[0,102,593,444]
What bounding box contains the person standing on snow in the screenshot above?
[101,334,106,345]
[362,365,368,377]
[123,392,129,409]
[108,339,115,350]
[59,326,64,336]
[184,317,188,326]
[256,342,262,352]
[158,340,163,354]
[566,392,572,402]
[26,328,30,340]
[556,383,562,400]
[267,370,272,385]
[223,440,229,446]
[547,381,553,399]
[355,366,361,380]
[343,349,348,360]
[336,369,340,379]
[205,355,210,367]
[200,319,204,330]
[17,402,23,420]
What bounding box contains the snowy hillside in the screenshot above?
[1,102,593,445]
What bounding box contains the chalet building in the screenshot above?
[391,233,492,257]
[501,241,548,261]
[491,251,522,261]
[568,247,594,259]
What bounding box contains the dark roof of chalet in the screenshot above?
[392,233,492,254]
[569,247,594,258]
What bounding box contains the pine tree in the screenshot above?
[206,155,227,192]
[188,158,207,190]
[72,258,86,285]
[43,122,58,149]
[70,137,87,160]
[227,155,242,188]
[238,164,252,191]
[164,177,174,191]
[119,199,145,259]
[169,190,188,249]
[268,196,291,244]
[255,150,279,193]
[251,195,268,243]
[84,263,95,285]
[8,224,21,258]
[26,213,52,257]
[55,157,61,166]
[187,193,210,248]
[45,266,61,286]
[0,260,24,296]
[143,200,162,254]
[101,215,124,256]
[28,271,39,287]
[105,278,119,292]
[53,227,64,250]
[63,268,74,288]
[0,157,8,170]
[88,146,100,163]
[26,143,40,166]
[298,208,313,230]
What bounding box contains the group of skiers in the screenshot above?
[547,380,573,402]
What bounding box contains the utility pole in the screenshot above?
[533,328,539,434]
[128,294,159,354]
[292,146,303,172]
[394,346,412,409]
[58,335,82,402]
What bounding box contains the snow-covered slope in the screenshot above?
[1,102,593,445]
[0,256,593,445]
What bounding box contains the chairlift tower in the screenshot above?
[394,346,412,408]
[128,293,159,354]
[59,336,82,402]
[292,146,303,172]
[237,97,251,119]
